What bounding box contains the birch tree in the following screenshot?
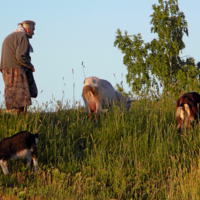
[114,0,199,97]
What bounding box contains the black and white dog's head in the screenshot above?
[0,131,39,175]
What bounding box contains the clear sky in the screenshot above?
[0,0,199,109]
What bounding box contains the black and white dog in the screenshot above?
[0,131,39,175]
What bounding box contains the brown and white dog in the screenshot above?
[0,131,39,175]
[175,92,200,132]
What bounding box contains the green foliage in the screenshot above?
[1,98,200,199]
[114,0,200,97]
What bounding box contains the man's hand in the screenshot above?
[31,66,35,72]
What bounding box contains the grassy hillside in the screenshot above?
[1,97,200,199]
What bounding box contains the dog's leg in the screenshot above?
[26,155,32,169]
[31,150,38,173]
[0,160,9,175]
[32,157,38,172]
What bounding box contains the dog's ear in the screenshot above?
[34,133,39,139]
[34,132,43,139]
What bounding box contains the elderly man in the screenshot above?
[0,20,37,115]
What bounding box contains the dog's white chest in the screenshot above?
[11,149,31,160]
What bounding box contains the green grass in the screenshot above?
[1,97,200,199]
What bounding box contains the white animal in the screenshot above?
[82,76,134,118]
[0,131,39,175]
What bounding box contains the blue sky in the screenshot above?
[0,0,199,109]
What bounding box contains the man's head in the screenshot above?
[21,20,35,38]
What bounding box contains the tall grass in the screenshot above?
[1,96,200,199]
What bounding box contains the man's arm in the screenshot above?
[16,35,34,71]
